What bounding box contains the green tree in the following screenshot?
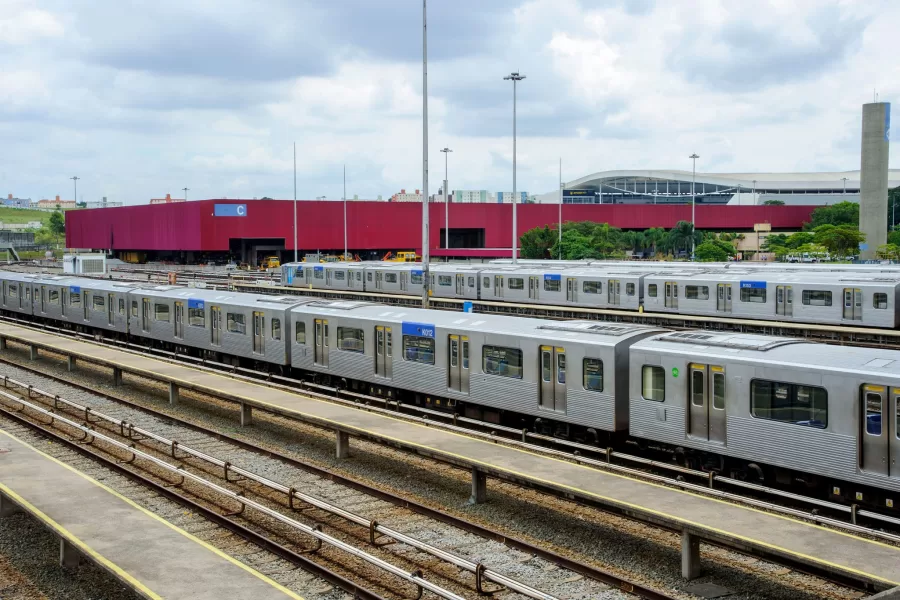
[814,225,865,257]
[622,230,646,255]
[48,208,65,246]
[695,241,729,262]
[762,233,789,252]
[876,244,900,260]
[784,231,815,249]
[644,227,667,256]
[519,225,557,259]
[666,220,699,256]
[552,228,598,260]
[888,227,900,247]
[763,199,785,206]
[806,201,859,230]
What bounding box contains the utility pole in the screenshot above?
[689,154,699,260]
[293,142,298,262]
[182,187,189,202]
[504,71,525,263]
[421,0,430,307]
[70,176,79,206]
[343,164,347,260]
[558,158,563,259]
[440,147,452,249]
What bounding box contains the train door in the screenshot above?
[716,284,732,313]
[399,273,408,292]
[664,282,678,309]
[447,334,470,394]
[60,288,66,317]
[326,269,333,286]
[607,279,621,306]
[456,274,465,295]
[375,271,383,290]
[539,346,566,412]
[566,278,577,303]
[141,298,150,332]
[860,384,895,476]
[493,275,503,298]
[375,326,393,379]
[108,293,115,326]
[688,364,726,444]
[210,306,221,345]
[305,268,313,284]
[843,288,863,321]
[314,319,329,366]
[528,276,540,300]
[83,291,90,320]
[174,301,184,338]
[775,285,793,317]
[40,286,45,314]
[251,312,264,354]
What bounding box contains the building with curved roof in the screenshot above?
[534,169,900,206]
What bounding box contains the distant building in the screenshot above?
[84,197,123,209]
[452,190,490,203]
[34,196,76,209]
[390,189,423,202]
[150,193,186,205]
[1,194,31,208]
[496,191,528,204]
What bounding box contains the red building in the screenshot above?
[65,199,815,262]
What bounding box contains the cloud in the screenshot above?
[0,2,64,45]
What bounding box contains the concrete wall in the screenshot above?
[859,102,891,259]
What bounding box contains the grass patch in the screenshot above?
[0,206,54,225]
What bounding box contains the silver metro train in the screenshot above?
[2,270,899,509]
[281,262,900,329]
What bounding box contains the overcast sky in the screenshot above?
[1,0,897,204]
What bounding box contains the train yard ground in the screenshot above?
[0,320,897,599]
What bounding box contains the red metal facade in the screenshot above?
[66,199,816,253]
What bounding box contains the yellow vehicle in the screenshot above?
[383,251,420,262]
[259,256,280,269]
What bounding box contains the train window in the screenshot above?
[740,288,766,303]
[335,271,345,281]
[648,284,657,298]
[691,371,704,406]
[483,345,523,379]
[188,307,204,327]
[713,372,725,410]
[483,277,490,289]
[557,354,566,384]
[583,281,601,294]
[69,291,79,305]
[874,293,888,309]
[801,290,832,306]
[93,295,105,310]
[314,270,324,280]
[508,278,524,290]
[750,379,827,428]
[271,318,282,340]
[865,392,882,435]
[541,351,551,382]
[48,290,60,305]
[367,272,373,282]
[7,286,16,299]
[131,300,138,317]
[295,322,306,344]
[685,286,709,300]
[583,358,603,392]
[403,335,435,364]
[337,327,364,352]
[356,271,362,281]
[544,279,561,292]
[468,276,475,287]
[410,271,422,284]
[154,303,170,322]
[294,267,303,279]
[118,298,125,314]
[227,313,246,334]
[642,366,665,402]
[626,283,636,296]
[385,273,398,283]
[438,275,452,287]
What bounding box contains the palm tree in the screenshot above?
[623,231,645,256]
[667,221,697,257]
[644,227,667,256]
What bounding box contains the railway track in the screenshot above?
[0,321,893,600]
[0,370,674,600]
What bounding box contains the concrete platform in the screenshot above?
[3,322,900,590]
[0,427,302,600]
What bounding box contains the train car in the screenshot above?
[30,275,74,323]
[0,272,39,317]
[51,278,133,334]
[289,300,660,436]
[127,286,309,366]
[628,330,900,502]
[428,264,481,300]
[643,271,900,328]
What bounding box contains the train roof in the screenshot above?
[292,300,664,345]
[132,285,314,309]
[634,331,900,378]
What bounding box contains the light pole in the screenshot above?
[421,0,430,307]
[504,71,525,263]
[440,147,452,250]
[689,153,698,260]
[70,176,79,206]
[558,158,563,259]
[293,142,298,262]
[343,164,347,260]
[183,187,189,202]
[841,177,848,195]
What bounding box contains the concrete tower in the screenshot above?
[859,102,891,259]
